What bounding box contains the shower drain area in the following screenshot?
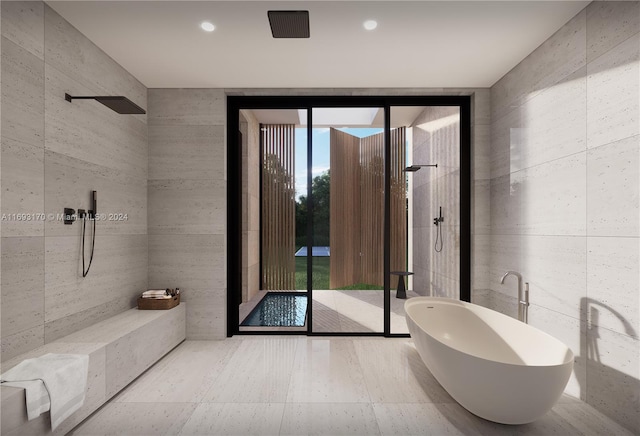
[240,292,308,327]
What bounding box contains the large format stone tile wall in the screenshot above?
[0,2,148,361]
[487,2,639,432]
[147,88,226,340]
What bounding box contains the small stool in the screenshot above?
[390,271,414,299]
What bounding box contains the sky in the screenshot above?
[294,127,383,200]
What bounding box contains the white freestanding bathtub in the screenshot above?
[405,297,574,425]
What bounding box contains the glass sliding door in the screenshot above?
[238,109,308,332]
[227,96,470,337]
[390,105,461,334]
[308,108,386,333]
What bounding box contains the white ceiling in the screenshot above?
[46,1,589,89]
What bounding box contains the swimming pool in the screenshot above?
[241,292,308,327]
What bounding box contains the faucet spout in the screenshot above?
[500,270,522,284]
[499,271,528,323]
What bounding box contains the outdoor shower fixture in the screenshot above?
[65,93,146,114]
[403,164,438,172]
[433,206,444,252]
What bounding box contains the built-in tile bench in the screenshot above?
[1,304,186,436]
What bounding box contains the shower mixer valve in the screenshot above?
[433,207,444,226]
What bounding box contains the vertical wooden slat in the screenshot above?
[262,125,267,289]
[268,125,272,289]
[289,124,295,289]
[276,125,279,289]
[390,127,407,275]
[263,125,267,289]
[271,124,275,291]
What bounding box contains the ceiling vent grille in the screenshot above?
[268,10,310,38]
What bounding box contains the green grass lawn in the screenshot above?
[295,256,385,290]
[295,256,329,290]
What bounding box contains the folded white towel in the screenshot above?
[0,353,89,431]
[142,294,172,299]
[142,290,168,297]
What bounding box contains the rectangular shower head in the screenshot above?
[404,164,438,172]
[404,165,420,172]
[65,93,146,114]
[94,97,146,114]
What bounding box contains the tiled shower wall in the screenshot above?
[411,106,461,298]
[486,2,639,432]
[0,2,148,361]
[147,89,226,339]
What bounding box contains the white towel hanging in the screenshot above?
[1,353,89,431]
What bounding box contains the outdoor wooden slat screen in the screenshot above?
[261,124,296,291]
[329,129,362,289]
[330,127,407,289]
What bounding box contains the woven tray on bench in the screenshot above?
[137,294,180,310]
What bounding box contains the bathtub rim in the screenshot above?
[405,296,575,367]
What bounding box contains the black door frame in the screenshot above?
[227,95,471,337]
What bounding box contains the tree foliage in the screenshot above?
[296,170,330,248]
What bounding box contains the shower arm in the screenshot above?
[404,164,438,172]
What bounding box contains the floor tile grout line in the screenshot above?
[173,401,201,436]
[280,336,301,428]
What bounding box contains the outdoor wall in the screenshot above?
[486,2,639,432]
[1,2,148,361]
[147,88,226,340]
[240,109,260,303]
[411,107,461,298]
[329,127,406,289]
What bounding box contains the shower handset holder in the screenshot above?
[88,190,97,219]
[433,207,444,226]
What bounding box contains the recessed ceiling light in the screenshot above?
[200,21,215,32]
[363,20,377,31]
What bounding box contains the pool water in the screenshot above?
[241,292,308,327]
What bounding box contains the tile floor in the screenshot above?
[69,338,633,436]
[239,290,420,333]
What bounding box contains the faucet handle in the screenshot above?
[523,282,530,306]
